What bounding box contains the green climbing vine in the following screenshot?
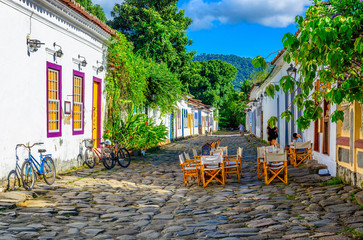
[104,33,183,148]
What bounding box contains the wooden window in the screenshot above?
[73,71,84,135]
[47,62,62,138]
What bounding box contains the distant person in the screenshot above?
[292,133,304,153]
[292,133,303,143]
[239,123,244,136]
[267,124,279,146]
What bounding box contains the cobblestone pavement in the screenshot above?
[0,134,363,239]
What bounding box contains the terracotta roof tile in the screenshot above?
[58,0,116,36]
[270,30,300,65]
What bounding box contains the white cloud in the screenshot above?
[182,0,311,31]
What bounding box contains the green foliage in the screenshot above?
[252,56,267,70]
[253,0,363,130]
[267,116,278,128]
[327,177,343,185]
[188,59,237,108]
[104,105,167,150]
[193,54,268,88]
[105,33,183,142]
[146,61,183,114]
[285,195,296,200]
[219,91,249,129]
[108,0,194,81]
[74,0,107,22]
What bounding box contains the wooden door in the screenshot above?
[92,79,101,147]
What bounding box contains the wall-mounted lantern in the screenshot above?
[27,34,44,52]
[78,54,87,67]
[53,42,63,58]
[96,60,104,72]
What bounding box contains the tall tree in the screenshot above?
[189,60,237,108]
[108,0,194,82]
[74,0,107,22]
[194,53,270,88]
[253,0,363,129]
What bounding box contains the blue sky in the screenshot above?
[93,0,312,60]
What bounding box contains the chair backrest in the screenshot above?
[217,146,228,156]
[257,147,265,158]
[211,149,223,155]
[192,148,198,157]
[237,147,243,157]
[201,155,223,165]
[264,146,275,154]
[179,154,185,164]
[293,140,311,149]
[274,147,285,154]
[265,152,287,162]
[184,152,191,160]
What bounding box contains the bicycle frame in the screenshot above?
[26,152,52,175]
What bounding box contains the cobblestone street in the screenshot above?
[0,134,363,239]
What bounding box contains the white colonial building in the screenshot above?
[0,0,114,179]
[248,49,337,176]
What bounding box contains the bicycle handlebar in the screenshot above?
[17,142,44,150]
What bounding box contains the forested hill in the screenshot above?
[193,53,258,88]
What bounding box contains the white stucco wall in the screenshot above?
[0,0,108,179]
[304,102,337,176]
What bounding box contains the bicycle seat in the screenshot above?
[101,139,112,145]
[38,149,46,153]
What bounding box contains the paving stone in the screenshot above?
[246,218,277,228]
[0,135,360,240]
[83,228,105,236]
[136,230,160,239]
[153,214,174,220]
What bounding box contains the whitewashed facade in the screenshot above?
[149,97,218,142]
[249,51,337,176]
[0,0,112,180]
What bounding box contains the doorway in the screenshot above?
[92,78,102,148]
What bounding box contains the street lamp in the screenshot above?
[286,64,297,76]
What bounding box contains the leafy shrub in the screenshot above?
[104,105,167,150]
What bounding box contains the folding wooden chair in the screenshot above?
[200,155,225,187]
[192,148,199,158]
[263,151,288,185]
[223,147,242,183]
[217,146,228,156]
[237,147,243,175]
[179,154,200,186]
[257,146,274,179]
[290,141,312,167]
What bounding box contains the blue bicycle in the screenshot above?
[20,142,56,190]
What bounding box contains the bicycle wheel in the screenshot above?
[101,148,115,169]
[43,157,56,185]
[117,148,131,168]
[7,170,20,191]
[21,160,35,190]
[85,148,96,168]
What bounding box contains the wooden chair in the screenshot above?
[257,146,275,179]
[200,155,225,187]
[211,148,223,156]
[179,154,200,186]
[192,148,199,158]
[217,146,228,156]
[223,147,242,183]
[263,151,288,185]
[290,141,312,167]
